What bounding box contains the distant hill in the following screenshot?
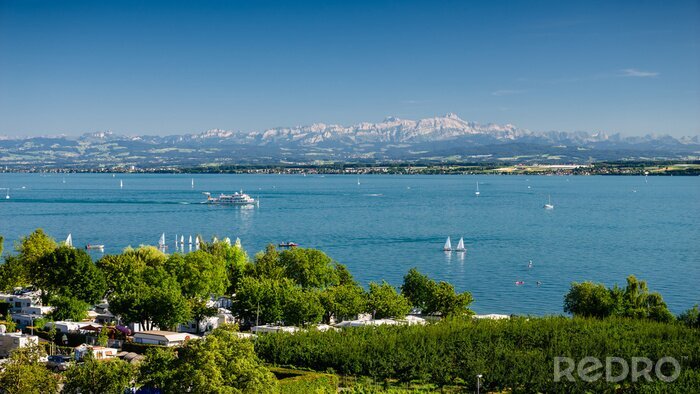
[1,114,698,169]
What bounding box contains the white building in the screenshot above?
[133,331,199,347]
[0,332,39,357]
[251,325,299,334]
[21,305,54,316]
[75,344,118,360]
[43,321,95,333]
[0,294,35,313]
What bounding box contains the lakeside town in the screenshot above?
[2,161,700,176]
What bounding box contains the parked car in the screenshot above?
[46,355,72,372]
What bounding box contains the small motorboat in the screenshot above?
[515,281,525,286]
[85,244,105,251]
[279,242,299,248]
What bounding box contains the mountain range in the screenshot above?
[1,114,698,168]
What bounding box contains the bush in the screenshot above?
[272,367,339,394]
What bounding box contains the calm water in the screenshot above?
[1,173,698,315]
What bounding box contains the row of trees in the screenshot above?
[0,229,473,331]
[255,316,700,392]
[0,324,277,394]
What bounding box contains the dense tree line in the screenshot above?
[255,316,700,393]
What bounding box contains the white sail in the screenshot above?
[456,237,466,252]
[120,180,123,189]
[180,235,185,244]
[544,195,554,209]
[159,233,165,247]
[195,236,200,250]
[443,236,452,251]
[475,182,480,195]
[223,237,231,246]
[234,237,242,248]
[65,233,73,247]
[191,178,194,188]
[188,235,192,244]
[357,177,360,185]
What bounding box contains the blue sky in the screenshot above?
[0,0,698,137]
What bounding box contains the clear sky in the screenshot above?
[0,0,698,137]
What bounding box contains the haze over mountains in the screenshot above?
[1,114,698,169]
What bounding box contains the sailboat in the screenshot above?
[65,233,73,248]
[455,237,467,252]
[188,235,193,252]
[443,237,452,252]
[158,233,167,250]
[195,236,201,250]
[120,180,123,189]
[357,177,360,186]
[544,195,554,210]
[191,178,194,189]
[234,237,242,248]
[475,182,480,196]
[180,235,185,247]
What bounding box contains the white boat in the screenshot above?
[191,178,194,188]
[85,244,104,251]
[357,177,360,186]
[455,237,467,252]
[475,182,480,196]
[65,233,73,248]
[180,235,185,245]
[234,237,242,248]
[443,237,452,252]
[544,195,554,210]
[188,235,193,252]
[158,233,167,250]
[120,180,123,189]
[202,191,258,206]
[195,236,200,250]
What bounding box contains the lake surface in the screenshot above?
[1,173,698,315]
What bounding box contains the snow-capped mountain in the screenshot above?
[0,113,698,168]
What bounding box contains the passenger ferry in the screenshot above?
[202,191,259,206]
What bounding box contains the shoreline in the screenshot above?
[1,160,700,176]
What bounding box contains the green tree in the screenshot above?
[3,311,17,332]
[563,281,618,318]
[137,347,178,391]
[424,281,474,317]
[251,244,285,280]
[366,281,411,319]
[679,305,700,328]
[0,256,32,291]
[189,298,218,335]
[320,284,367,323]
[1,229,57,292]
[0,345,59,394]
[621,275,673,322]
[108,266,190,330]
[201,238,249,294]
[401,268,434,310]
[97,326,109,347]
[166,250,229,299]
[283,287,324,326]
[138,324,277,393]
[15,229,57,270]
[63,352,134,394]
[233,277,294,325]
[48,296,89,321]
[279,248,343,289]
[35,246,106,304]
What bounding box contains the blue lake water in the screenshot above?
[0,173,698,315]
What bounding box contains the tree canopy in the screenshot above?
[564,275,673,322]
